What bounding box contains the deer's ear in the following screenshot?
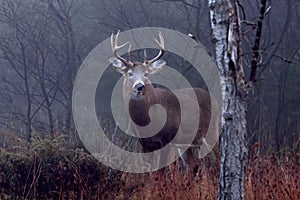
[109,58,127,74]
[149,59,166,74]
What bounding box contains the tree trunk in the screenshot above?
[48,0,77,135]
[21,43,32,142]
[209,0,247,199]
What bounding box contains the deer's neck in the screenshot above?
[127,83,159,126]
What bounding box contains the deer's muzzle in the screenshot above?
[133,81,145,96]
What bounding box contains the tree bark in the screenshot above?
[209,0,247,199]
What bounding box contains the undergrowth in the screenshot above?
[0,136,299,199]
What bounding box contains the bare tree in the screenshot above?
[207,0,297,198]
[0,1,60,140]
[0,0,83,140]
[47,0,81,134]
[209,0,248,198]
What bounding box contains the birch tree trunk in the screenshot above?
[209,0,248,199]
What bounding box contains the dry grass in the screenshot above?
[113,152,299,200]
[245,152,300,200]
[0,136,299,199]
[115,161,219,200]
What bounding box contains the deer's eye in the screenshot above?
[128,72,134,77]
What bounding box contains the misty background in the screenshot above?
[0,0,299,154]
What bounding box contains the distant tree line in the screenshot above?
[0,0,298,153]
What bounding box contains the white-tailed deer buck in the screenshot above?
[109,31,219,172]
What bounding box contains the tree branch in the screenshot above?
[249,0,267,82]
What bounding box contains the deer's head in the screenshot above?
[109,31,166,97]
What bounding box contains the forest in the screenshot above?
[0,0,299,199]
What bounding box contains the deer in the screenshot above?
[109,30,219,173]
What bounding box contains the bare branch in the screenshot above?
[249,0,268,82]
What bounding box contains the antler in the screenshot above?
[111,30,133,66]
[145,31,165,64]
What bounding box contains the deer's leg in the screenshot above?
[177,148,190,171]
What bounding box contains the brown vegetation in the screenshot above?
[0,135,299,199]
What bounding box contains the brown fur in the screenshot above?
[127,80,219,171]
[110,31,219,172]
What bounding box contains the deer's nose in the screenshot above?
[134,83,145,92]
